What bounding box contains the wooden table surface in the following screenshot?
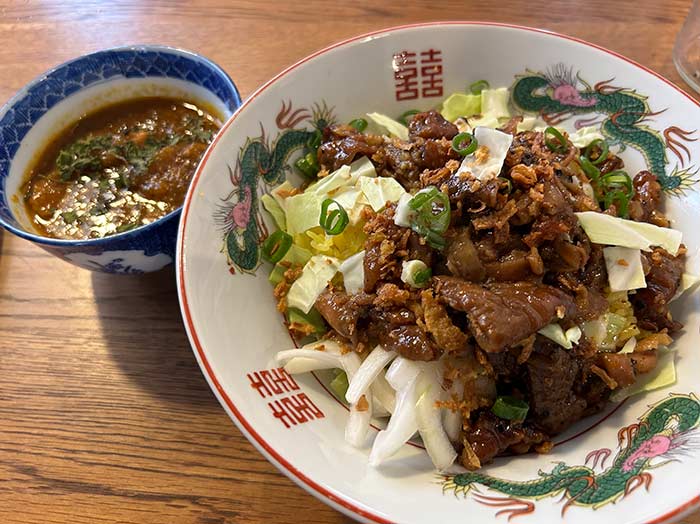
[1,1,699,523]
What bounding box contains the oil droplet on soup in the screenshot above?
[22,97,222,239]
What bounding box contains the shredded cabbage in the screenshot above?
[673,273,700,301]
[538,324,582,349]
[358,176,407,211]
[568,126,605,148]
[261,193,286,230]
[576,212,683,255]
[440,92,481,122]
[286,255,339,314]
[480,87,510,119]
[603,246,647,292]
[455,127,513,182]
[366,112,409,140]
[339,250,365,294]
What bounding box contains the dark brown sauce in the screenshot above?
[22,96,221,239]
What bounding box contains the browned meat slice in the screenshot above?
[597,350,656,387]
[462,412,549,469]
[381,325,441,361]
[579,244,608,289]
[439,170,501,209]
[525,342,587,434]
[407,231,433,266]
[628,171,670,226]
[414,137,460,169]
[408,110,459,140]
[628,171,661,221]
[483,250,540,281]
[445,228,486,281]
[631,247,685,332]
[596,353,635,388]
[318,125,381,171]
[314,290,373,341]
[435,276,577,352]
[373,137,459,189]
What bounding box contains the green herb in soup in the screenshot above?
[22,96,221,239]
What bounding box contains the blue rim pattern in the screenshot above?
[0,45,241,248]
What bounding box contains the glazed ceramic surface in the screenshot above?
[0,45,241,273]
[178,23,700,524]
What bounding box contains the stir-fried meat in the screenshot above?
[407,231,433,266]
[382,325,441,361]
[628,171,670,227]
[434,276,577,352]
[373,137,460,190]
[596,353,636,388]
[462,412,550,468]
[525,342,587,434]
[314,289,372,340]
[632,247,685,332]
[482,248,544,281]
[318,125,382,172]
[445,227,486,281]
[305,123,687,469]
[408,110,459,140]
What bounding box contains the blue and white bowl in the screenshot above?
[0,45,241,274]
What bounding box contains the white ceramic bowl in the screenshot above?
[177,23,700,524]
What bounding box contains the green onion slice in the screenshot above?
[408,187,451,234]
[584,138,609,166]
[497,176,513,194]
[408,187,451,249]
[452,132,478,156]
[398,109,420,126]
[544,126,569,154]
[349,118,368,132]
[578,155,601,183]
[319,198,349,235]
[295,154,319,178]
[261,230,293,263]
[491,396,529,421]
[307,129,322,151]
[413,267,432,286]
[601,170,633,194]
[469,79,490,95]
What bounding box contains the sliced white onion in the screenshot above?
[372,398,391,418]
[416,380,457,472]
[345,345,397,404]
[442,377,463,442]
[369,375,419,466]
[385,357,422,390]
[371,373,396,414]
[283,357,339,374]
[342,352,373,448]
[276,349,342,369]
[442,409,462,442]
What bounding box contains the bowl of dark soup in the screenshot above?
[0,45,241,273]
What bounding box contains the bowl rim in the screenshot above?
[176,21,700,524]
[0,43,242,247]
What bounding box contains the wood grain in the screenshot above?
[0,1,699,523]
